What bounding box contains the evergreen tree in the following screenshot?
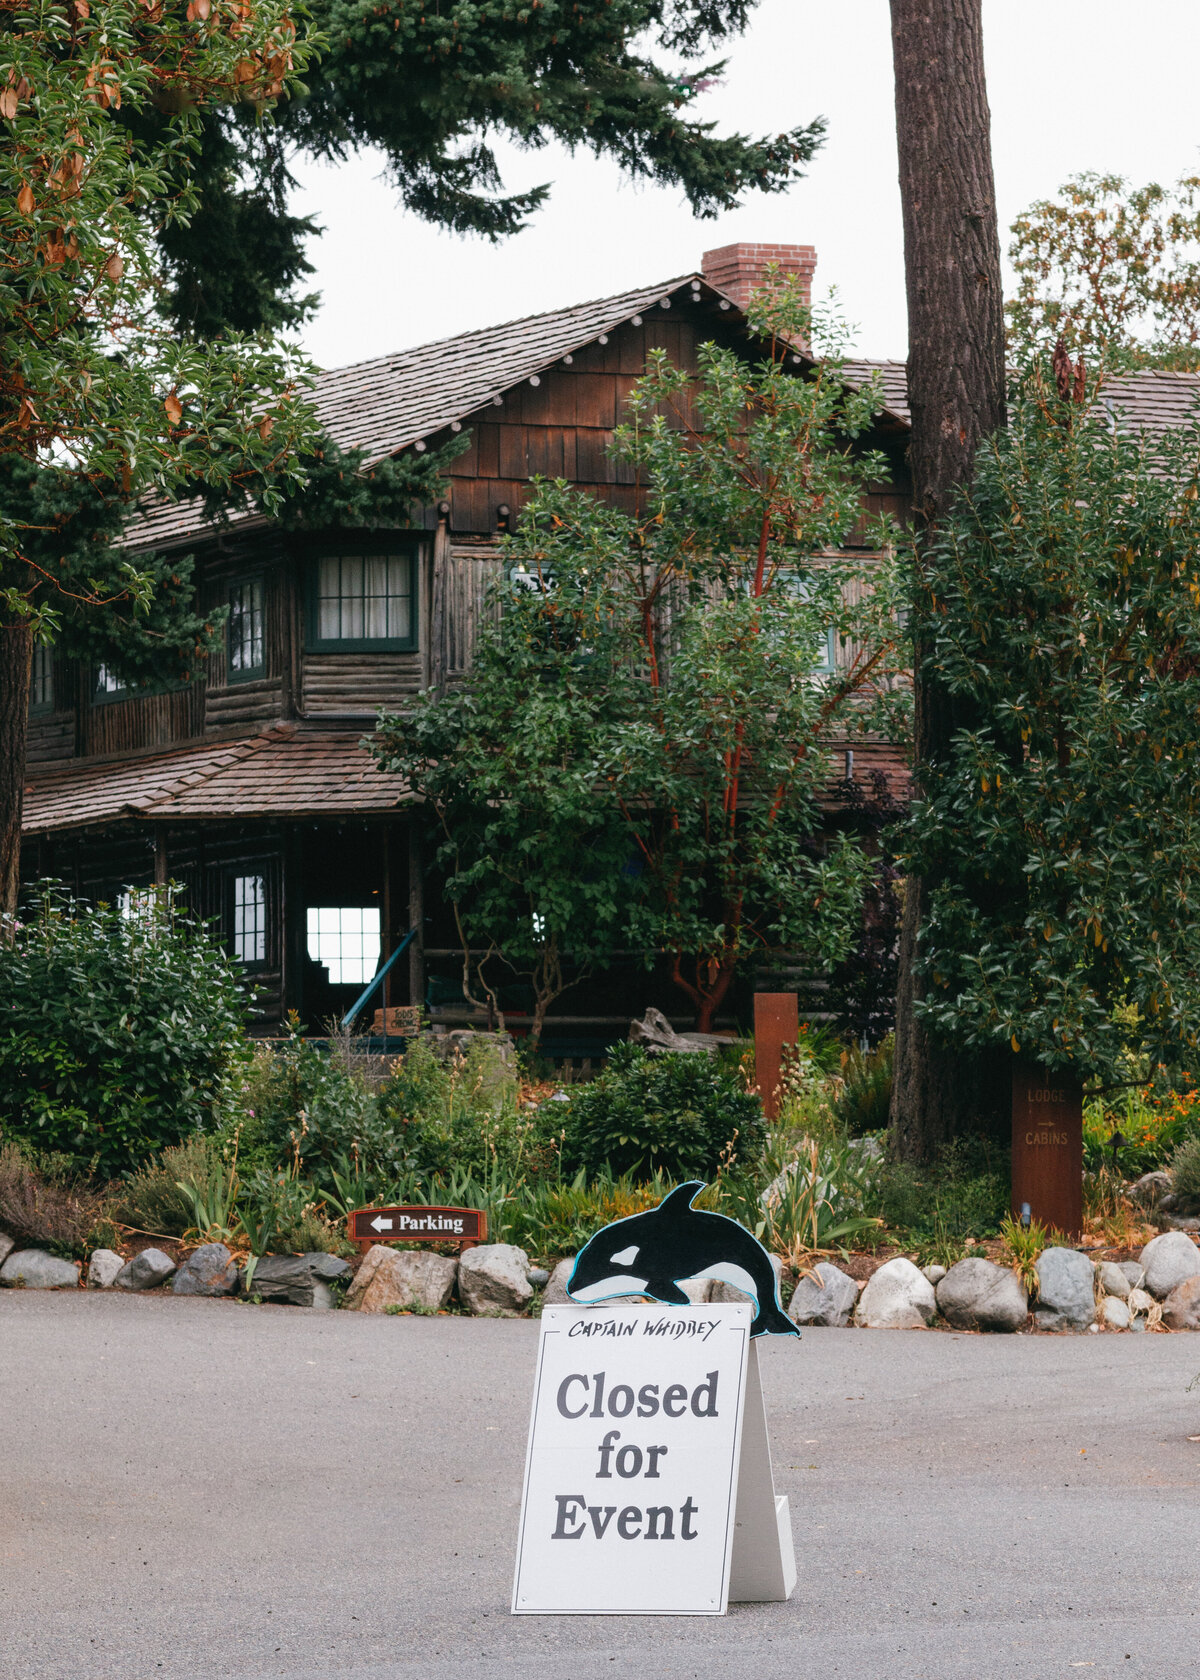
[149,0,827,334]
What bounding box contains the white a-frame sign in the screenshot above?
[512,1302,796,1615]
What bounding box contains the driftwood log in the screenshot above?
[628,1007,728,1056]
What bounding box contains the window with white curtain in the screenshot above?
[312,553,415,648]
[94,663,127,699]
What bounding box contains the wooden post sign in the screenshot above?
[512,1302,796,1616]
[1011,1063,1084,1239]
[754,992,799,1122]
[346,1205,486,1254]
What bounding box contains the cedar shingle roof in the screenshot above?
[120,261,1200,558]
[122,273,719,553]
[23,727,410,833]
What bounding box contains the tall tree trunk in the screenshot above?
[888,0,1008,1159]
[0,620,33,918]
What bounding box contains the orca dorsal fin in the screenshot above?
[658,1181,707,1213]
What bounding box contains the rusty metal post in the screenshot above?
[1011,1062,1083,1240]
[754,993,799,1122]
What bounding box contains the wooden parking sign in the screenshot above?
[347,1205,487,1253]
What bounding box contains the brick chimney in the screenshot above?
[700,242,817,313]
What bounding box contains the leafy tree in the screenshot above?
[377,280,909,1036]
[375,551,640,1046]
[1008,171,1200,370]
[148,0,828,333]
[0,0,322,911]
[906,361,1200,1086]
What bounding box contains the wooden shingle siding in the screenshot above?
[431,540,502,688]
[83,683,204,758]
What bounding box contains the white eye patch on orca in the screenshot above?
[609,1244,640,1267]
[571,1275,649,1302]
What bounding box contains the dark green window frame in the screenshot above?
[305,544,419,654]
[228,575,267,683]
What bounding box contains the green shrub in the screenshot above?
[864,1137,1008,1246]
[230,1018,396,1178]
[559,1043,765,1181]
[0,884,248,1177]
[114,1134,227,1238]
[1170,1134,1200,1210]
[377,1037,548,1183]
[239,1163,345,1254]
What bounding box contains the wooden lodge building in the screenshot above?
[18,243,1194,1047]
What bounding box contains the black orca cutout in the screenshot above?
[567,1181,798,1338]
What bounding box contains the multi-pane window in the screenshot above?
[29,644,52,712]
[306,906,381,985]
[228,579,265,679]
[313,554,414,647]
[232,875,267,965]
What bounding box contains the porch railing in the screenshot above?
[341,927,417,1032]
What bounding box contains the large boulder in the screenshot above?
[87,1249,124,1290]
[542,1258,575,1307]
[245,1253,340,1307]
[1034,1248,1095,1330]
[1139,1231,1200,1300]
[1162,1274,1200,1331]
[172,1243,238,1298]
[936,1258,1028,1332]
[458,1244,533,1317]
[1,1249,80,1289]
[1097,1261,1131,1300]
[787,1261,858,1328]
[1128,1170,1173,1209]
[0,1231,14,1267]
[856,1257,936,1329]
[114,1248,175,1291]
[347,1248,457,1314]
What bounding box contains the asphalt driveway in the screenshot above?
[1,1291,1197,1680]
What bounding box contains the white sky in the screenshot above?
[292,0,1200,372]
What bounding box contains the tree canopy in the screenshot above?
[906,359,1200,1085]
[0,0,327,907]
[1008,171,1200,370]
